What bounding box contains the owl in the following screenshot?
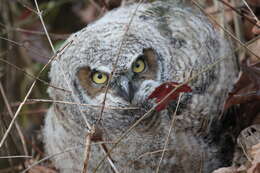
[43,1,238,173]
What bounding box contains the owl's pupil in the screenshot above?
[135,63,140,68]
[97,74,103,79]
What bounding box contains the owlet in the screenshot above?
[43,0,238,172]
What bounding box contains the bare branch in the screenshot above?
[156,94,183,173]
[0,82,29,156]
[0,58,71,93]
[192,0,260,60]
[82,131,93,173]
[0,40,72,149]
[27,99,139,110]
[0,155,32,159]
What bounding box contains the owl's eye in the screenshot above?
[92,72,108,84]
[132,59,146,73]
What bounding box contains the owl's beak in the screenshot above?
[118,76,134,103]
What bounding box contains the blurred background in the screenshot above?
[0,0,259,172]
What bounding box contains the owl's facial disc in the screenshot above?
[76,48,159,106]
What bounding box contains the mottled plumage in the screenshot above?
[44,1,238,172]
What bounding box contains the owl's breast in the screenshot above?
[94,114,222,173]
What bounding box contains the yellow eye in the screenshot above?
[132,59,146,73]
[92,72,108,84]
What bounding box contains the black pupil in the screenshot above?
[135,62,140,68]
[97,73,103,79]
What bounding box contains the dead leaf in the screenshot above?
[224,60,260,110]
[252,21,260,35]
[247,143,260,173]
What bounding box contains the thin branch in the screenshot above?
[82,131,93,173]
[123,149,175,170]
[192,0,260,60]
[93,2,144,172]
[34,0,55,53]
[27,99,139,110]
[135,149,173,161]
[23,134,45,156]
[241,0,259,22]
[0,155,32,159]
[155,94,183,173]
[33,0,92,130]
[0,36,50,60]
[0,82,36,148]
[81,127,120,173]
[0,82,29,156]
[238,138,253,162]
[217,0,260,27]
[99,144,119,173]
[21,141,115,173]
[0,22,69,39]
[22,146,83,173]
[17,0,38,14]
[0,40,72,149]
[208,5,244,15]
[97,0,143,122]
[2,109,47,116]
[0,58,70,93]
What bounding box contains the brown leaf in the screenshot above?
[224,60,260,110]
[247,39,260,63]
[252,21,260,35]
[247,143,260,173]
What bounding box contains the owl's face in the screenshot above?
[73,49,158,131]
[76,48,159,106]
[74,47,162,132]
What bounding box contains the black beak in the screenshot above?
[118,76,134,103]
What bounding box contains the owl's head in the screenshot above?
[48,2,237,134]
[49,25,165,132]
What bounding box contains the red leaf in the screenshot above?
[148,82,192,112]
